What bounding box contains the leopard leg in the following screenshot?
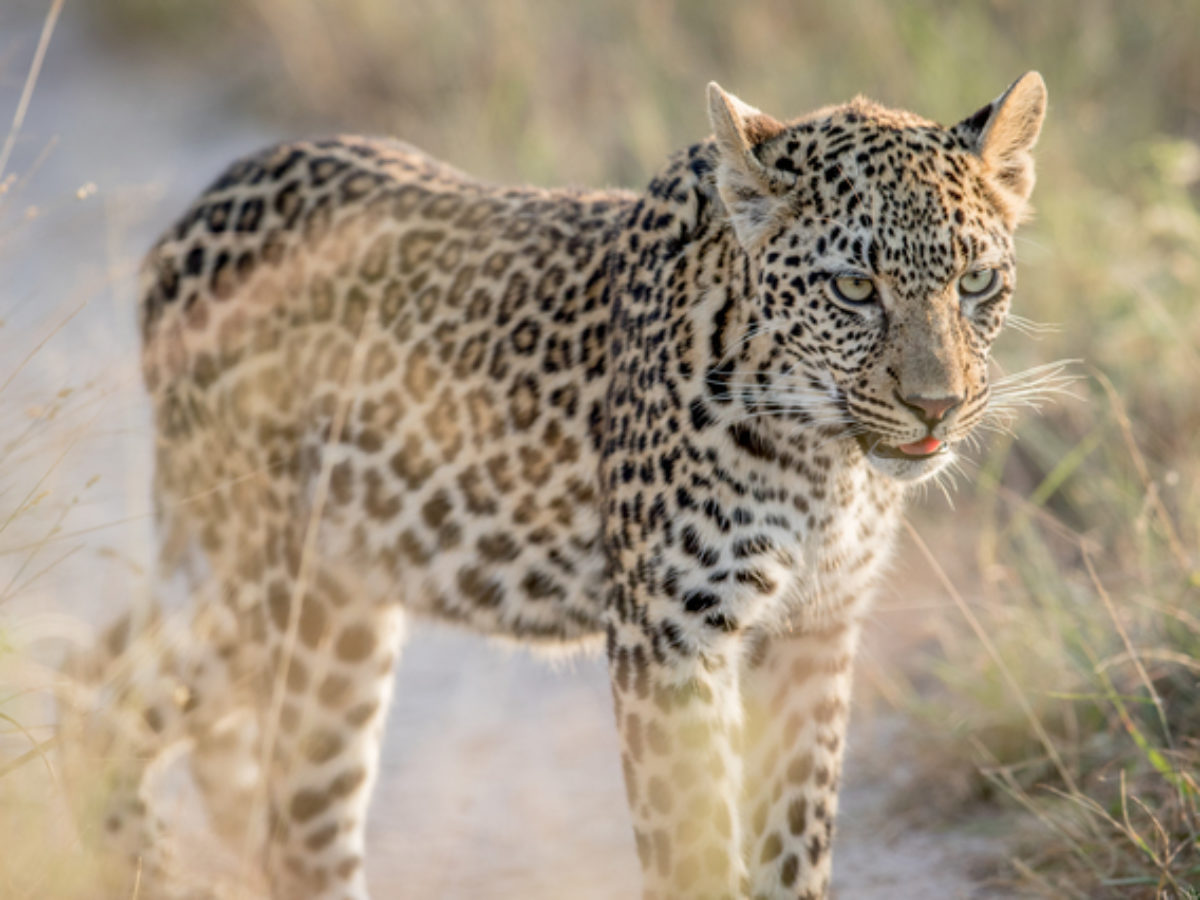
[58,594,247,899]
[257,562,406,900]
[185,582,269,857]
[606,614,748,900]
[739,620,860,900]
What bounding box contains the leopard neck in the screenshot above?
[619,139,907,533]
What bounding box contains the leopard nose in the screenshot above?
[900,393,963,425]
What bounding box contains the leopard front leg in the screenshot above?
[606,611,749,900]
[739,621,861,900]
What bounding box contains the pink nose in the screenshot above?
[902,394,962,424]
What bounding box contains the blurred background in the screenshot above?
[1,0,1197,897]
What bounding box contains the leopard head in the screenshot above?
[707,74,1046,482]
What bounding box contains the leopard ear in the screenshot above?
[706,83,794,248]
[954,72,1047,213]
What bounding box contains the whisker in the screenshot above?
[708,369,816,378]
[987,359,1083,414]
[990,358,1080,388]
[949,454,978,474]
[956,431,982,455]
[794,429,870,454]
[975,421,1018,440]
[705,388,838,403]
[703,389,847,409]
[1006,314,1062,339]
[932,470,956,508]
[711,320,795,366]
[720,410,863,430]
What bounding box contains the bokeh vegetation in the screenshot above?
[3,0,1199,896]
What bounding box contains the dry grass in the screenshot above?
[2,0,1199,896]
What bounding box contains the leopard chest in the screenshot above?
[625,433,905,634]
[767,460,903,627]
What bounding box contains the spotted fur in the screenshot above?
[62,74,1046,899]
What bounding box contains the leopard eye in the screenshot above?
[831,275,877,305]
[958,268,998,297]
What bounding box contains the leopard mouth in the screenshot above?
[855,432,948,460]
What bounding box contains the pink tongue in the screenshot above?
[897,436,943,456]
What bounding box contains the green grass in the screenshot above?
[4,0,1200,896]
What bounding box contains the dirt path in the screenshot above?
[2,9,1003,897]
[370,626,999,899]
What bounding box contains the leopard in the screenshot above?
[59,72,1047,900]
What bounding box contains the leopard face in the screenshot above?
[708,76,1045,482]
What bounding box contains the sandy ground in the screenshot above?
[1,9,1003,898]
